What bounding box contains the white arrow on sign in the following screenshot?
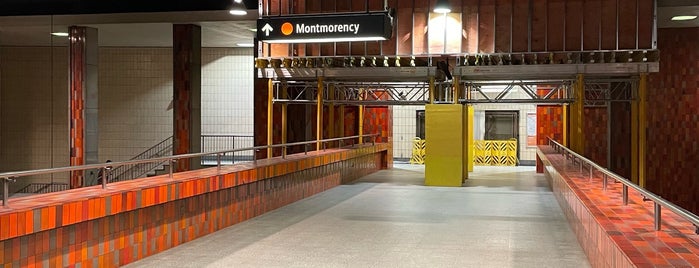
[262,23,273,36]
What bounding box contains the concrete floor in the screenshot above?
[125,164,590,268]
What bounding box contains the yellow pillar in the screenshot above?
[358,88,364,144]
[638,73,647,187]
[429,76,435,104]
[339,105,345,139]
[452,76,460,104]
[570,74,585,154]
[467,105,474,172]
[562,105,568,147]
[281,83,288,156]
[316,76,324,150]
[425,104,465,186]
[267,79,274,158]
[328,84,335,141]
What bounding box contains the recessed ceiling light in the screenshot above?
[229,9,247,15]
[671,15,697,21]
[51,32,69,37]
[229,0,247,15]
[237,43,254,47]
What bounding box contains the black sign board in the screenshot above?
[257,12,392,43]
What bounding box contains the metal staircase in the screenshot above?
[109,136,173,183]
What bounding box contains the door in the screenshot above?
[484,111,519,163]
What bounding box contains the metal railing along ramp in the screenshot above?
[0,134,379,207]
[546,137,699,234]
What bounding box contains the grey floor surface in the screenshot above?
[125,164,590,268]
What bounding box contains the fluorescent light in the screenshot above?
[51,32,69,37]
[249,28,257,32]
[671,15,697,21]
[237,43,254,47]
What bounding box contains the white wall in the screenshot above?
[392,105,423,161]
[0,46,254,190]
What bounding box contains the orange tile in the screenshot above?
[7,213,17,238]
[0,215,9,240]
[24,211,34,234]
[48,206,56,229]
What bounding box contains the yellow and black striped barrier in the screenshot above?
[410,138,426,164]
[474,139,518,166]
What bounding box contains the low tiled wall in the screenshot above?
[538,146,699,268]
[0,144,390,267]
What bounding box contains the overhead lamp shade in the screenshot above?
[229,0,247,15]
[434,0,451,13]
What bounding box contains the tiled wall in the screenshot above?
[583,107,608,167]
[99,48,173,162]
[0,145,389,267]
[647,27,699,215]
[392,106,422,161]
[0,47,254,190]
[0,47,69,183]
[536,106,563,145]
[201,48,254,135]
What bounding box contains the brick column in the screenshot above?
[69,26,98,189]
[173,24,201,172]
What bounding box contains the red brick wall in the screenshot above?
[647,27,699,215]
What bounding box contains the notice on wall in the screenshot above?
[527,113,537,147]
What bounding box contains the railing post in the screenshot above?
[282,146,287,159]
[579,159,583,173]
[304,144,308,155]
[622,185,629,205]
[101,167,107,189]
[1,178,8,207]
[339,140,343,148]
[169,159,175,178]
[603,174,608,190]
[654,202,662,231]
[254,149,258,164]
[589,165,593,180]
[372,135,376,145]
[217,153,222,170]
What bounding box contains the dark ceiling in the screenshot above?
[0,0,257,16]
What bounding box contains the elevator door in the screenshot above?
[484,111,519,162]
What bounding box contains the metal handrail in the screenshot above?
[0,134,379,207]
[546,137,699,234]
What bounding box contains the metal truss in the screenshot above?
[272,78,631,106]
[584,79,636,107]
[273,81,430,106]
[459,80,575,104]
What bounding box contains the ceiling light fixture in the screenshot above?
[229,0,247,15]
[434,0,452,14]
[51,32,69,37]
[237,43,255,47]
[671,15,697,21]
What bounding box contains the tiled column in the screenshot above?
[69,26,99,189]
[173,24,201,172]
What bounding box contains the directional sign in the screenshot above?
[257,12,392,43]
